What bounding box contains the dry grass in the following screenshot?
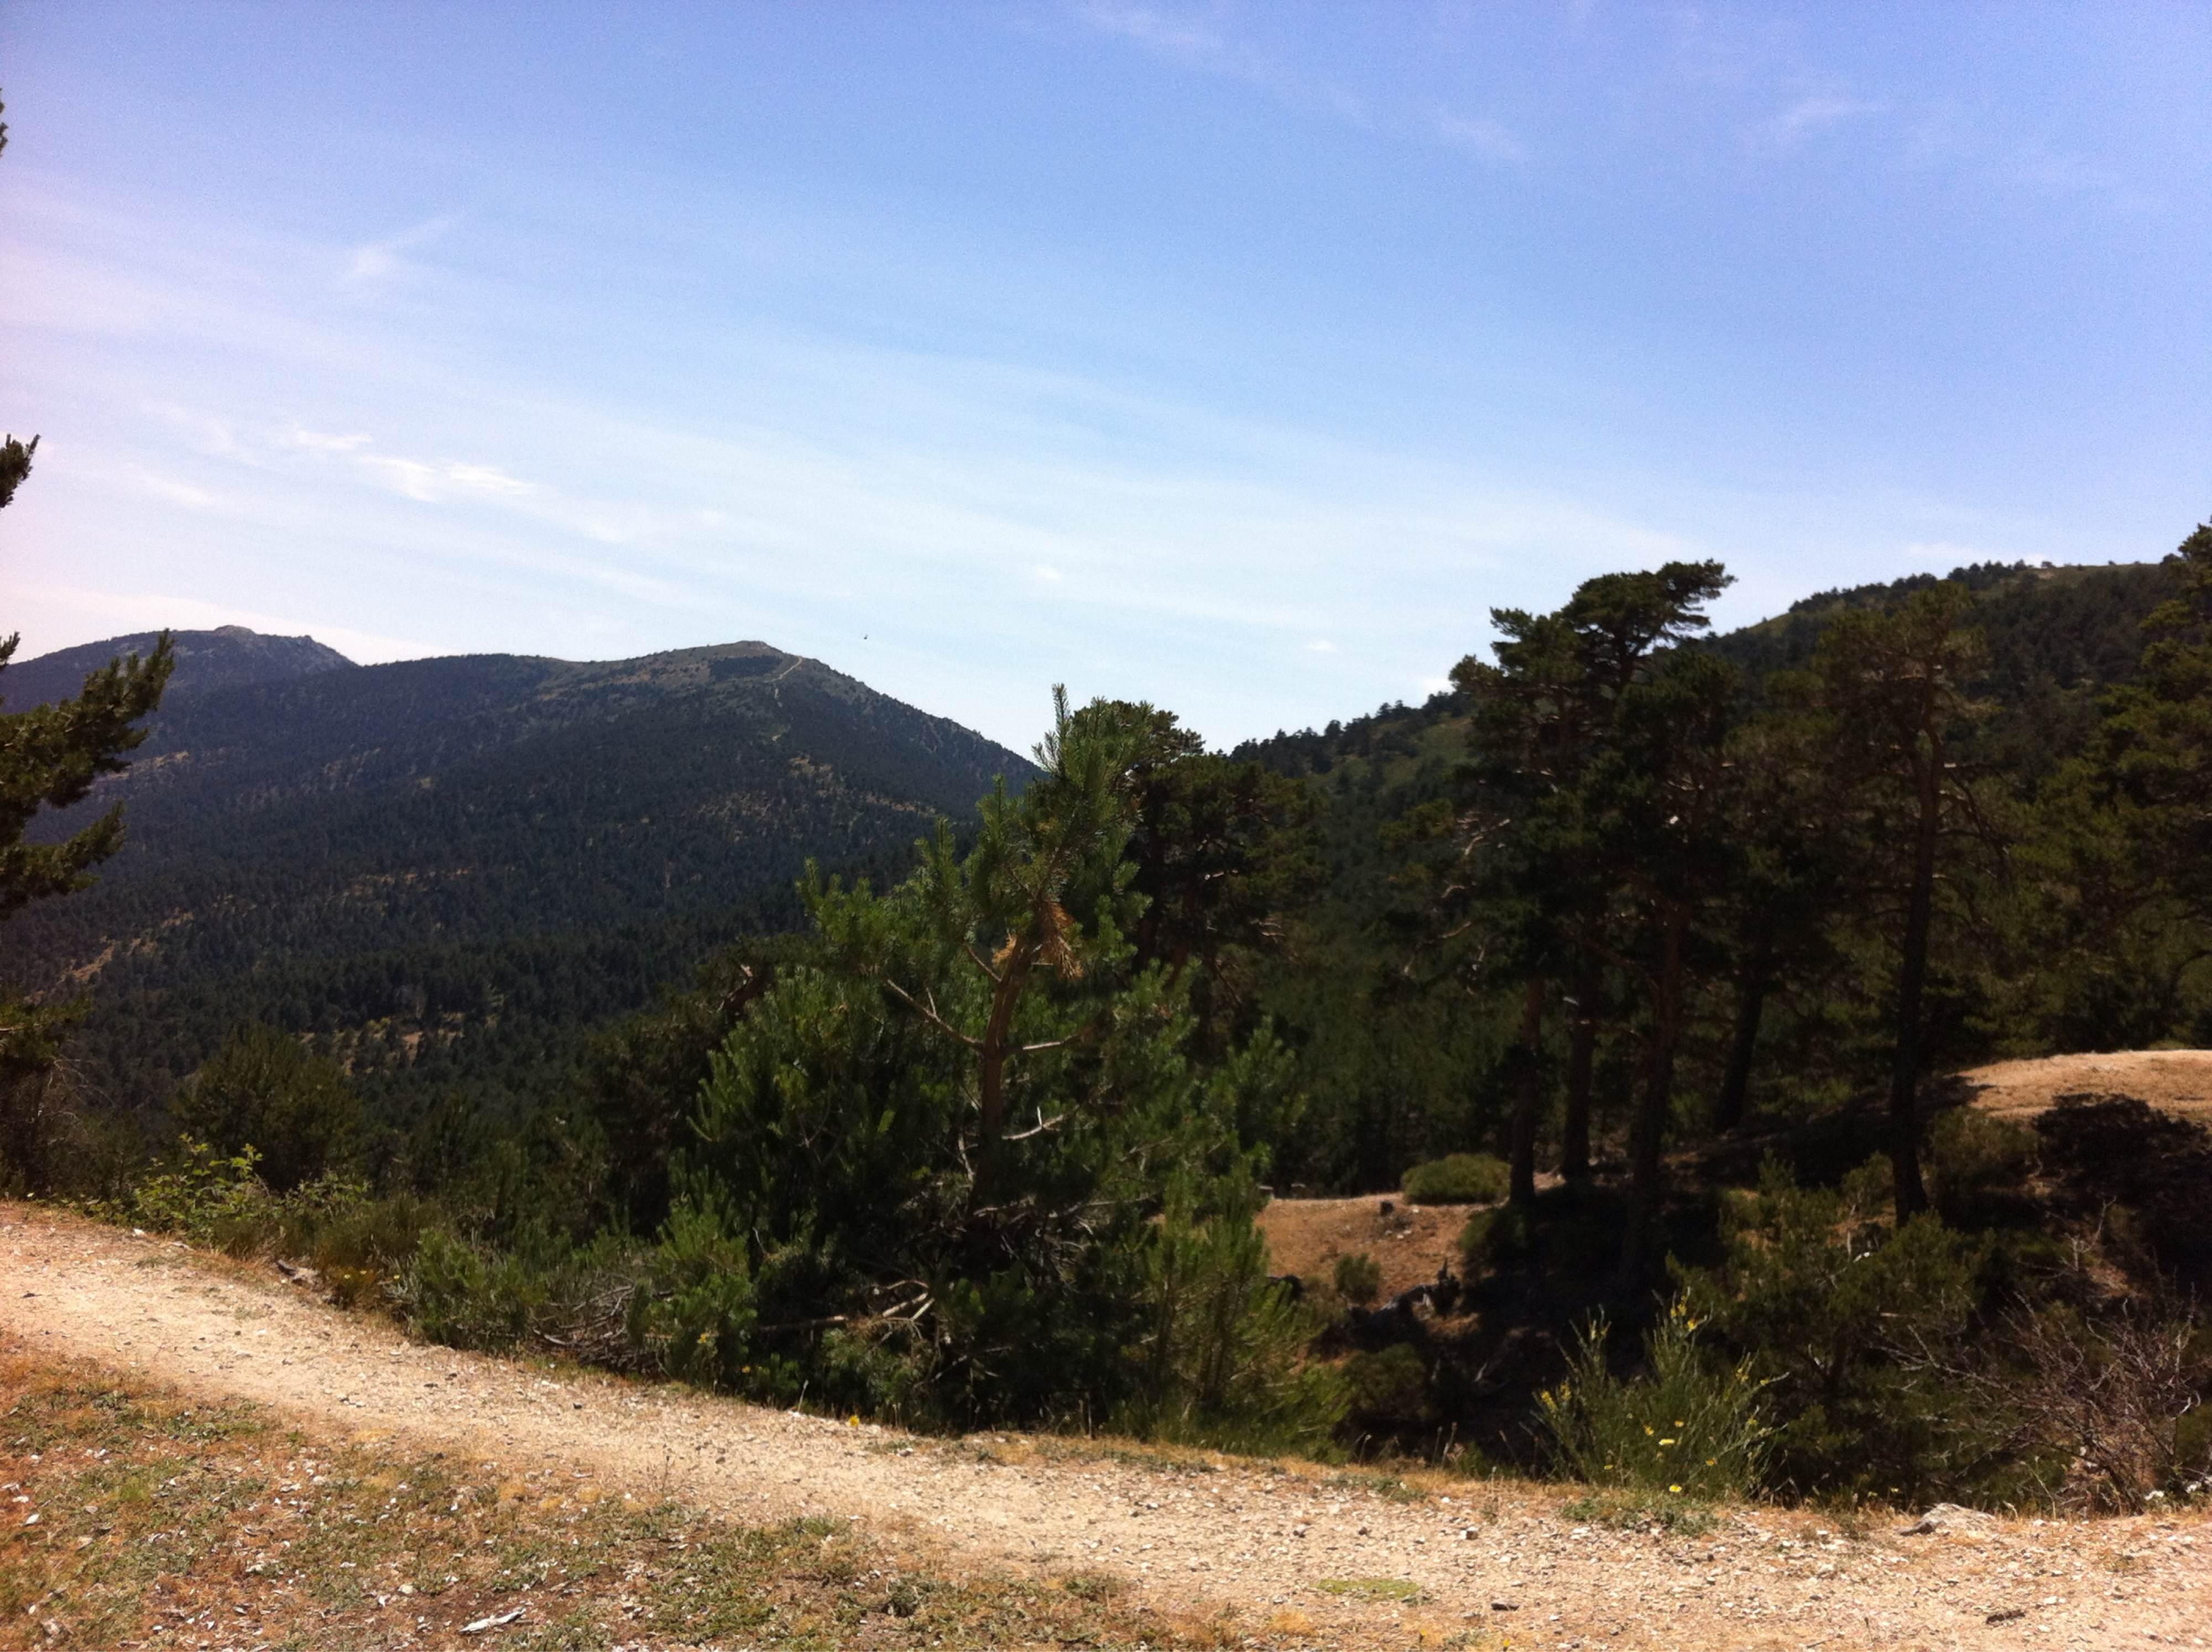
[0,1336,1318,1651]
[1959,1049,2212,1123]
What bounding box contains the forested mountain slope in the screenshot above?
[1222,557,2183,1191]
[6,634,1032,1117]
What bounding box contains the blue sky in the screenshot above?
[3,3,2207,748]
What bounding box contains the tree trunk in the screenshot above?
[1713,944,1770,1132]
[1559,953,1599,1179]
[1509,975,1545,1207]
[1888,769,1938,1219]
[1619,909,1686,1284]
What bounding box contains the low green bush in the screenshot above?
[107,1140,285,1255]
[1343,1344,1430,1429]
[1458,1204,1533,1272]
[400,1223,656,1367]
[168,1024,362,1194]
[1117,1199,1349,1457]
[1333,1251,1383,1305]
[1927,1107,2038,1227]
[1402,1153,1510,1205]
[102,1138,439,1305]
[1537,1297,1770,1499]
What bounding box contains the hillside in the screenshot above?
[6,632,1035,1120]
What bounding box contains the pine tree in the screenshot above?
[1780,582,1999,1217]
[1407,562,1735,1221]
[1,88,175,1180]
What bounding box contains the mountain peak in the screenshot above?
[4,626,358,709]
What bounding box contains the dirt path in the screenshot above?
[4,1205,2208,1650]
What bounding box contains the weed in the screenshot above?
[1559,1492,1718,1537]
[1326,1467,1426,1502]
[1316,1576,1427,1603]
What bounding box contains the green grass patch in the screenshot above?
[1316,1576,1428,1603]
[1559,1491,1718,1536]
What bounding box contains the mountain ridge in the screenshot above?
[6,628,1037,1123]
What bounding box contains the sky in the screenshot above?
[2,3,2208,750]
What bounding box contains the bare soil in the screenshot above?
[1254,1195,1467,1301]
[1958,1050,2212,1124]
[5,1204,2207,1648]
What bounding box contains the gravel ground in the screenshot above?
[4,1203,2206,1650]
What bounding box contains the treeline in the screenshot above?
[15,539,2212,1509]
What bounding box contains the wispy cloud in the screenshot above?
[1760,95,1885,147]
[1076,0,1219,60]
[345,213,461,283]
[1430,109,1526,166]
[1076,2,1370,126]
[286,428,373,454]
[2002,143,2155,214]
[1077,4,1535,170]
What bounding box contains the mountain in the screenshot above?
[8,633,1035,1122]
[2,625,357,709]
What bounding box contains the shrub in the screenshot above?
[1458,1183,1627,1279]
[1537,1298,1769,1499]
[1333,1252,1383,1306]
[111,1140,284,1254]
[169,1025,361,1193]
[1676,1157,2002,1504]
[399,1224,655,1366]
[1963,1304,2211,1512]
[1458,1204,1533,1273]
[1120,1196,1348,1456]
[1927,1107,2037,1227]
[1402,1153,1510,1205]
[1343,1344,1430,1430]
[103,1140,437,1308]
[2033,1095,2212,1290]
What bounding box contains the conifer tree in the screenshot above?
[1781,583,1998,1216]
[0,88,175,1175]
[1409,562,1733,1217]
